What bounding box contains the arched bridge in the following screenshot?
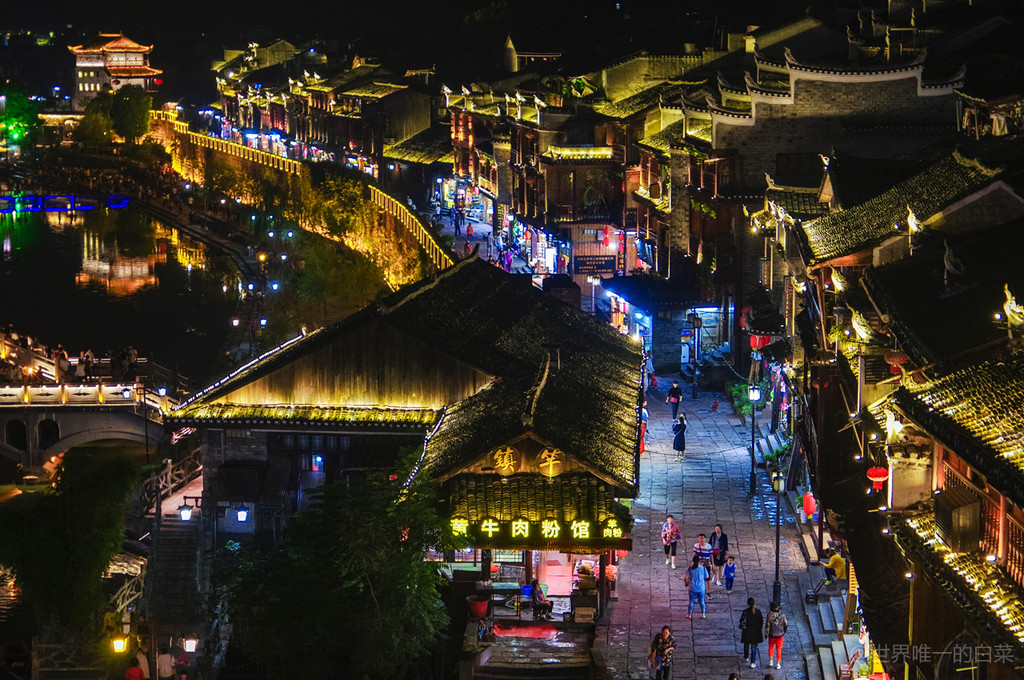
[0,382,176,469]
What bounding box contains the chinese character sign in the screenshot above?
[511,519,529,537]
[538,449,564,477]
[541,519,560,538]
[451,518,469,535]
[572,520,591,539]
[480,518,500,537]
[491,447,521,475]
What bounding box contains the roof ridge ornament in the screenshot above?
[1003,284,1024,352]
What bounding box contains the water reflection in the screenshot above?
[0,208,238,382]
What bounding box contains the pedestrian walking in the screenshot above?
[684,555,709,619]
[724,556,736,592]
[466,223,474,240]
[739,598,764,668]
[764,602,788,670]
[639,400,649,457]
[661,515,681,569]
[156,645,175,680]
[665,380,682,418]
[648,626,675,680]
[486,231,494,257]
[710,524,729,584]
[74,352,87,382]
[693,533,713,565]
[84,349,94,380]
[672,414,686,461]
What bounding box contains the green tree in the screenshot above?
[205,154,239,199]
[0,86,40,145]
[109,85,152,144]
[227,459,453,680]
[75,110,113,144]
[0,453,138,627]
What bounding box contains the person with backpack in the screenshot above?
[739,597,764,668]
[684,555,710,619]
[764,601,788,670]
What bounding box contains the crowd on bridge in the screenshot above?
[1,325,144,386]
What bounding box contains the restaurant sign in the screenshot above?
[488,445,565,477]
[450,516,626,542]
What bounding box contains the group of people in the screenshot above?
[652,378,791,676]
[650,617,787,679]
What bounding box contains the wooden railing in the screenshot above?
[108,566,146,613]
[140,446,203,517]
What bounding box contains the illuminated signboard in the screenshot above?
[450,516,626,542]
[0,195,132,214]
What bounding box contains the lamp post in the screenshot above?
[748,384,761,496]
[772,466,784,607]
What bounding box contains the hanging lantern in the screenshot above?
[758,335,772,349]
[603,236,611,247]
[616,549,628,559]
[802,493,817,517]
[750,335,760,350]
[154,78,163,86]
[618,241,625,253]
[866,467,889,490]
[603,226,611,237]
[884,350,908,367]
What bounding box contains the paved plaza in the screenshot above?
[596,377,813,680]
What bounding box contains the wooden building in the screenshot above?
[167,257,642,611]
[68,33,163,111]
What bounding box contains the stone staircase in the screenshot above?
[144,515,198,634]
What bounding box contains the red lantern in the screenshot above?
[866,467,889,490]
[603,236,611,247]
[802,493,817,516]
[750,335,760,350]
[616,549,628,559]
[603,226,610,237]
[759,335,771,349]
[154,78,163,86]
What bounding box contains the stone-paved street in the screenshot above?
[596,377,813,680]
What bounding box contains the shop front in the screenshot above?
[440,447,633,622]
[440,178,492,225]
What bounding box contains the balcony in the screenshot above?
[549,203,613,224]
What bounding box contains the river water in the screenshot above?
[0,206,240,645]
[0,206,239,383]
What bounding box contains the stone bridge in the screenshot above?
[0,383,173,469]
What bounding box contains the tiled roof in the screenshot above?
[166,403,440,429]
[895,509,1024,655]
[384,126,453,165]
[450,474,631,525]
[175,258,642,490]
[636,120,684,158]
[798,151,999,265]
[901,349,1024,479]
[825,151,928,209]
[340,82,406,99]
[766,184,828,219]
[594,83,686,120]
[863,219,1024,364]
[69,33,152,53]
[107,66,163,78]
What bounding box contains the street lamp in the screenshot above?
[183,636,198,653]
[178,503,193,521]
[236,504,249,522]
[748,384,761,496]
[771,469,784,607]
[111,636,128,653]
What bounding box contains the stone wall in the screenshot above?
[715,75,957,186]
